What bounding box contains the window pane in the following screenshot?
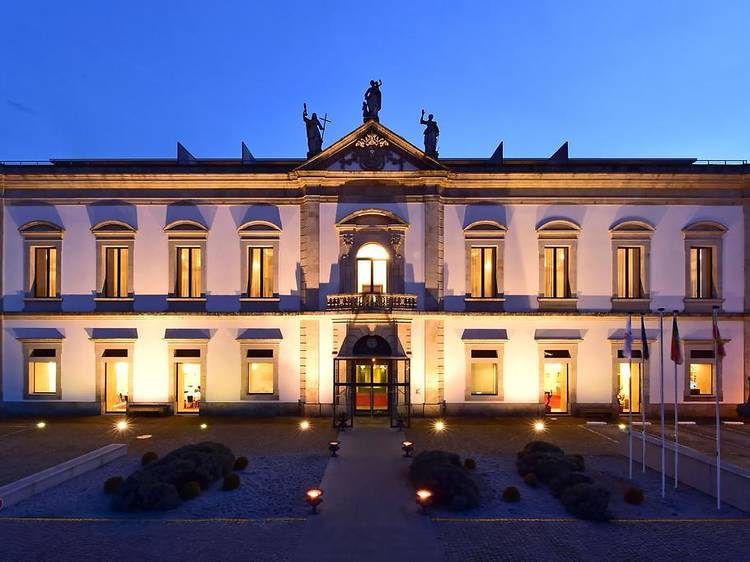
[543,247,554,297]
[357,259,372,293]
[105,247,128,297]
[616,247,626,298]
[191,248,201,297]
[689,247,699,298]
[177,248,189,297]
[30,360,56,393]
[470,247,482,297]
[262,247,274,297]
[470,362,497,394]
[483,247,495,297]
[249,247,262,297]
[119,247,129,296]
[555,248,568,297]
[689,363,714,395]
[248,362,274,394]
[372,259,387,293]
[34,247,51,297]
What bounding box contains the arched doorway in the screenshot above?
[352,335,391,416]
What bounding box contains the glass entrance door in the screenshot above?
[104,361,129,413]
[177,362,201,413]
[617,362,641,413]
[354,360,389,415]
[543,362,569,413]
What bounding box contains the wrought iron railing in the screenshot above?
[326,292,417,311]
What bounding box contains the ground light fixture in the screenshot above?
[200,423,208,430]
[36,421,46,429]
[299,420,311,431]
[328,440,340,457]
[533,420,546,432]
[618,423,627,431]
[116,419,129,432]
[433,420,446,432]
[306,488,324,514]
[416,489,433,514]
[401,440,414,457]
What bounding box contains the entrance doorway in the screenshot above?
[542,349,573,414]
[355,360,389,415]
[617,361,642,414]
[176,362,202,413]
[104,360,129,413]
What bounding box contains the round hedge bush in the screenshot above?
[180,480,202,501]
[623,486,644,505]
[141,451,159,466]
[104,476,123,495]
[233,456,249,471]
[464,458,477,470]
[222,473,241,491]
[549,471,592,498]
[523,472,539,487]
[409,450,479,511]
[560,483,610,521]
[502,486,521,502]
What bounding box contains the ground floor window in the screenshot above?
[239,341,280,400]
[541,348,574,413]
[23,342,62,399]
[686,347,718,398]
[465,347,503,399]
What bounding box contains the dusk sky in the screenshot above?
[2,1,748,161]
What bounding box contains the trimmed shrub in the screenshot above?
[549,471,592,498]
[222,473,241,491]
[141,451,159,466]
[516,452,583,482]
[180,480,201,500]
[409,450,479,511]
[113,441,235,512]
[464,458,477,470]
[104,476,123,495]
[502,486,521,502]
[560,483,611,521]
[523,472,539,487]
[233,456,249,471]
[623,486,644,505]
[521,441,565,456]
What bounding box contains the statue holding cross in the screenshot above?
[302,103,331,158]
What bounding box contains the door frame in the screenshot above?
[168,341,207,415]
[94,341,134,415]
[352,358,391,416]
[538,342,578,415]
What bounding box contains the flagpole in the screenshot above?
[673,310,679,489]
[713,306,721,510]
[658,308,665,498]
[640,315,646,473]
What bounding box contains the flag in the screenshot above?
[623,315,633,359]
[671,314,683,365]
[713,312,726,357]
[640,314,650,360]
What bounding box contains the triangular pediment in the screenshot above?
[295,121,445,172]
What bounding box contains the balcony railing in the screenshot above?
[326,292,417,311]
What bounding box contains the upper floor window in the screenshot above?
[682,221,726,312]
[610,219,653,311]
[239,220,281,301]
[20,221,64,301]
[92,220,136,300]
[165,220,208,301]
[464,220,506,305]
[537,219,580,310]
[357,243,389,293]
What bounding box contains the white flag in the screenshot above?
[623,315,633,359]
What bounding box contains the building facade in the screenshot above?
[1,120,748,421]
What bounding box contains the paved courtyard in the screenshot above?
[0,416,748,561]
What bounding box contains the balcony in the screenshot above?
[326,292,418,311]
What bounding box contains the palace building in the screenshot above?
[1,111,749,424]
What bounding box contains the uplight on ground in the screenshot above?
[433,420,446,432]
[300,420,311,431]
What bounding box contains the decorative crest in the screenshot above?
[355,133,390,149]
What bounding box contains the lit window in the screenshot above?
[687,349,716,397]
[543,247,569,298]
[33,247,57,298]
[104,247,129,298]
[689,247,715,299]
[248,247,274,298]
[356,243,389,294]
[28,348,57,394]
[470,247,496,298]
[176,247,202,298]
[616,247,643,299]
[615,349,643,413]
[469,349,498,395]
[247,349,274,394]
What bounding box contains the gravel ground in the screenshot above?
[1,451,329,519]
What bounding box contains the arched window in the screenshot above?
[356,243,389,294]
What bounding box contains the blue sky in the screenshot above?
[1,1,748,161]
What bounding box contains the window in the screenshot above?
[104,247,129,298]
[248,247,274,298]
[22,341,63,400]
[239,341,280,400]
[537,219,579,309]
[176,247,202,298]
[246,349,274,394]
[616,247,643,298]
[687,349,716,397]
[469,349,498,395]
[33,247,58,298]
[689,247,715,299]
[543,247,569,298]
[20,221,64,301]
[170,347,204,413]
[356,243,389,294]
[683,221,726,311]
[537,341,578,414]
[613,348,645,414]
[470,247,496,298]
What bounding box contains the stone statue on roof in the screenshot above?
[420,109,439,158]
[303,103,324,158]
[363,80,382,122]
